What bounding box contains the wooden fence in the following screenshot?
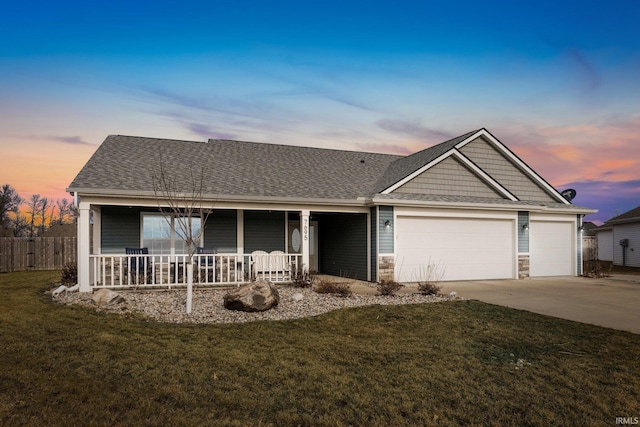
[0,237,77,273]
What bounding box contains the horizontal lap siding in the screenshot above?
[319,213,368,281]
[394,156,502,198]
[379,206,394,254]
[613,223,640,267]
[460,137,556,203]
[204,209,237,252]
[101,207,144,254]
[244,211,285,253]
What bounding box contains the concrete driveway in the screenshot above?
[437,275,640,334]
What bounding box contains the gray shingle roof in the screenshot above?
[68,130,592,213]
[68,135,402,201]
[373,129,480,192]
[605,206,640,224]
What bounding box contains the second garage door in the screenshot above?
[395,216,515,282]
[530,221,573,277]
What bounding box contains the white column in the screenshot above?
[77,202,91,292]
[237,209,244,255]
[301,210,310,273]
[92,206,101,255]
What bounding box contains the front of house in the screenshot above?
[68,128,595,292]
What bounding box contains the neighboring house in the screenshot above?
[595,206,640,267]
[67,128,595,292]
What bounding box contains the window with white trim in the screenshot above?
[142,214,202,254]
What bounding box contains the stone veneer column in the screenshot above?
[378,255,395,281]
[518,255,530,279]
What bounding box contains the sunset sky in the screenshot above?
[1,0,639,224]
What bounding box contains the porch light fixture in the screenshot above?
[384,220,391,228]
[578,225,585,232]
[522,223,529,231]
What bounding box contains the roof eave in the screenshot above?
[66,187,371,207]
[371,196,597,214]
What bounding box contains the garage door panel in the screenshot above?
[530,221,573,277]
[396,217,514,282]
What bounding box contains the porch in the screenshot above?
[90,252,302,290]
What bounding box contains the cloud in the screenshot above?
[49,136,94,146]
[566,49,601,92]
[376,119,454,142]
[183,122,236,140]
[558,179,640,224]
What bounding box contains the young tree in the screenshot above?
[153,161,212,314]
[0,184,23,229]
[38,197,52,236]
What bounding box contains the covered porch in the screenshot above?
[77,200,370,291]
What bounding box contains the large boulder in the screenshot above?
[223,279,280,312]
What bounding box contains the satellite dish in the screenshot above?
[561,188,577,201]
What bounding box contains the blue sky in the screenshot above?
[1,0,639,223]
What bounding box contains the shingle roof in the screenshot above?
[68,135,402,201]
[67,130,592,213]
[605,206,640,224]
[373,129,479,192]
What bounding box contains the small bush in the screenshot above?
[60,262,77,286]
[291,270,316,288]
[377,279,404,296]
[417,281,441,296]
[314,279,352,297]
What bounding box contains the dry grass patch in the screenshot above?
[1,271,639,426]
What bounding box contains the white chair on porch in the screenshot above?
[251,250,269,279]
[270,250,291,281]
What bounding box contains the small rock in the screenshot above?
[223,279,280,312]
[449,291,457,299]
[292,293,304,302]
[92,289,125,306]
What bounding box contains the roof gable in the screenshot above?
[392,155,507,199]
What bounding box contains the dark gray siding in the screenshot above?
[319,213,368,280]
[518,211,529,253]
[379,206,394,253]
[244,211,285,253]
[101,206,143,254]
[370,206,377,282]
[204,209,237,252]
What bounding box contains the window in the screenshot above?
[142,214,202,254]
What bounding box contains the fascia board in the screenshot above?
[67,188,370,208]
[371,196,597,214]
[454,128,570,205]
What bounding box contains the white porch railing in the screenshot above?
[89,253,303,290]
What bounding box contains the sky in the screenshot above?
[1,0,639,224]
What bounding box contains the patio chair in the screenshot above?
[270,250,291,280]
[196,247,217,283]
[251,250,269,279]
[125,247,152,284]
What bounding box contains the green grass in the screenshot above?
[1,271,639,426]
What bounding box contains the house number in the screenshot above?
[303,218,308,241]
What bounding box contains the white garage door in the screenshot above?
[395,216,515,282]
[530,221,573,276]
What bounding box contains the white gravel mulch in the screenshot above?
[52,286,456,324]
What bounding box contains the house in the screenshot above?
[67,128,595,292]
[595,206,640,267]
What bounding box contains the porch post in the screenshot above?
[92,206,101,255]
[77,202,91,292]
[301,210,310,273]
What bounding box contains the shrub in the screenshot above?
[291,270,316,288]
[60,262,77,286]
[314,279,352,297]
[377,279,404,296]
[417,281,441,295]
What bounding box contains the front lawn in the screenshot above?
[1,271,639,426]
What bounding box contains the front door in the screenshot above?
[289,220,319,272]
